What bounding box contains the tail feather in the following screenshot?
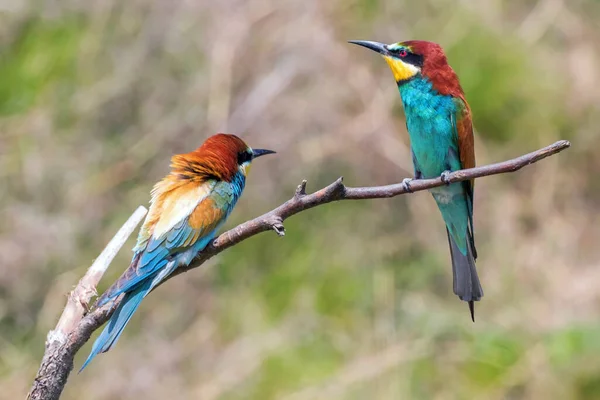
[81,259,180,372]
[447,229,483,321]
[79,280,151,372]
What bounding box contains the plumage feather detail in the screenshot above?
[80,280,152,372]
[402,42,476,186]
[355,38,483,318]
[87,174,244,369]
[453,97,475,187]
[394,42,482,317]
[98,180,233,305]
[82,134,252,371]
[451,98,476,259]
[152,181,216,239]
[401,41,478,259]
[171,133,249,183]
[447,228,483,321]
[402,40,465,99]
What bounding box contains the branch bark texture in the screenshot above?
[27,207,148,400]
[27,140,570,399]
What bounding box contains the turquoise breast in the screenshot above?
[399,77,458,178]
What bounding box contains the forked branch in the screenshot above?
[27,140,570,400]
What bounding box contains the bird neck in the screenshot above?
[182,169,246,198]
[397,76,456,115]
[229,171,247,198]
[156,167,247,202]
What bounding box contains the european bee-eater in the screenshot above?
[81,134,275,370]
[349,40,483,320]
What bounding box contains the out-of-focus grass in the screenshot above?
[2,0,600,399]
[0,16,83,116]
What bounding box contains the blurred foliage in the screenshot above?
[0,16,83,116]
[1,0,600,399]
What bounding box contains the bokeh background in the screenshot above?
[2,0,600,399]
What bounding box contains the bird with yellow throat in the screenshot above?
[350,40,483,321]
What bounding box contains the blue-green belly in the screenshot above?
[399,77,469,253]
[399,77,459,179]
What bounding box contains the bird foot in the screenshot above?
[440,170,452,185]
[402,178,414,193]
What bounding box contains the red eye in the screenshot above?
[398,49,408,57]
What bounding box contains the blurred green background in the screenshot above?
[2,0,600,399]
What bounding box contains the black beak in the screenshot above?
[252,148,276,159]
[348,40,389,56]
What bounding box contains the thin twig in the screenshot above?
[171,139,571,276]
[27,140,569,400]
[27,206,148,400]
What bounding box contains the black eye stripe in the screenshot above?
[389,48,424,68]
[405,53,424,67]
[237,151,252,165]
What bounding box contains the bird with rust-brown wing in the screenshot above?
[349,40,482,321]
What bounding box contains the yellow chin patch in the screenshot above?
[383,56,420,82]
[240,162,251,176]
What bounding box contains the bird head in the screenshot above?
[173,134,275,182]
[234,140,276,178]
[349,40,451,85]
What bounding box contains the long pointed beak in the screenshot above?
[348,40,389,56]
[252,148,276,159]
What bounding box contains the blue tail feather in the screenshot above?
[432,185,483,320]
[81,234,217,371]
[79,280,151,372]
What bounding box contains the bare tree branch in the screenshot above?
[170,139,571,277]
[27,206,148,400]
[28,140,569,399]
